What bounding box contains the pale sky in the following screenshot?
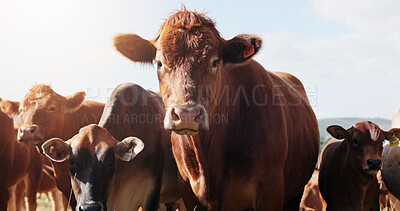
[0,0,399,119]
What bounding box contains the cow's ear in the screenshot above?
[223,34,262,64]
[42,138,71,162]
[384,128,400,140]
[0,101,20,118]
[116,137,144,162]
[65,91,85,113]
[114,34,156,64]
[327,125,349,139]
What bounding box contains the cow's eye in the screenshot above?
[155,60,163,69]
[211,59,219,71]
[155,60,168,75]
[69,160,78,173]
[49,107,56,112]
[352,139,363,152]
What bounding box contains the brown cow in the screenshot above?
[0,109,44,211]
[14,84,105,209]
[42,83,182,211]
[113,8,320,210]
[1,99,68,211]
[318,121,400,210]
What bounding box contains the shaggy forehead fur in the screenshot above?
[155,9,221,67]
[354,121,384,142]
[21,84,64,107]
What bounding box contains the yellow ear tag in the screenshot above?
[389,134,399,147]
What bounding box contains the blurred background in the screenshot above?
[1,0,399,124]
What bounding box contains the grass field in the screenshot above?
[36,193,72,211]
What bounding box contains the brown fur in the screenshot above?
[0,109,44,211]
[114,9,319,210]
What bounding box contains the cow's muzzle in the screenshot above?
[164,104,209,135]
[17,124,44,144]
[367,159,382,171]
[77,201,104,211]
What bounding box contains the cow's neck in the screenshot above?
[61,103,101,140]
[182,61,275,206]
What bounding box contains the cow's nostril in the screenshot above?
[171,108,180,121]
[367,159,382,170]
[194,111,202,123]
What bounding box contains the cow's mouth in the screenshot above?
[18,137,44,145]
[365,169,379,176]
[174,129,199,136]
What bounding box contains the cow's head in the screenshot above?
[114,9,261,135]
[42,124,144,211]
[17,84,85,145]
[327,121,400,176]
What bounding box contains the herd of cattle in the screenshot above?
[1,8,400,211]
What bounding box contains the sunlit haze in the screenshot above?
[1,0,399,119]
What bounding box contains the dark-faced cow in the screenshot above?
[318,121,400,210]
[15,84,105,209]
[43,125,144,211]
[113,8,319,210]
[42,83,181,211]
